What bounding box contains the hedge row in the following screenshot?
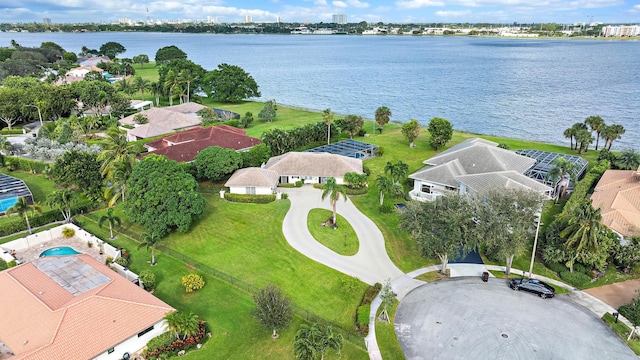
[4,156,50,174]
[223,193,276,204]
[0,203,97,237]
[0,128,27,135]
[560,160,609,217]
[355,283,382,337]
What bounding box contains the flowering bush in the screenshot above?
[181,273,205,293]
[144,320,207,359]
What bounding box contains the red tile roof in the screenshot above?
[591,169,640,237]
[143,125,261,163]
[0,254,174,360]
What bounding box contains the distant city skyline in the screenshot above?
[2,1,639,25]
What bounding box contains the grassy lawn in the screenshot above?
[376,299,404,360]
[85,195,367,330]
[602,312,640,355]
[307,209,358,256]
[132,62,159,82]
[414,270,449,282]
[75,215,367,359]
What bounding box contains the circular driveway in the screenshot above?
[396,277,636,360]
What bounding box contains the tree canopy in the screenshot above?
[427,117,453,150]
[253,284,293,338]
[258,100,278,122]
[401,119,421,147]
[193,146,243,181]
[203,63,261,103]
[154,45,188,65]
[99,41,126,59]
[124,154,205,237]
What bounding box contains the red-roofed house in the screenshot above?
[0,254,175,360]
[142,125,261,163]
[591,168,640,238]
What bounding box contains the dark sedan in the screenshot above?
[508,278,555,299]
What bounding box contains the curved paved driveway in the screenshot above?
[396,278,636,360]
[281,186,404,285]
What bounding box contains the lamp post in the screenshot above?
[25,104,43,127]
[528,211,542,278]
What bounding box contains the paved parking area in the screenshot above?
[396,277,636,360]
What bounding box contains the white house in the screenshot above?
[264,152,363,185]
[409,138,551,201]
[224,167,280,195]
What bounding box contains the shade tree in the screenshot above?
[258,100,278,123]
[193,146,243,181]
[99,42,126,59]
[427,117,453,150]
[337,114,364,139]
[401,119,420,147]
[154,45,188,65]
[132,54,149,68]
[253,284,293,338]
[203,63,260,103]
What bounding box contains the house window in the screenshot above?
[246,187,256,195]
[421,184,432,193]
[107,348,115,354]
[137,325,154,338]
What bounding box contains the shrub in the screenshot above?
[140,270,157,291]
[295,180,303,187]
[223,119,240,128]
[115,256,129,268]
[497,143,510,150]
[361,283,382,306]
[280,193,289,200]
[357,128,367,137]
[341,276,360,293]
[559,271,592,288]
[182,273,205,293]
[375,146,384,157]
[546,261,568,274]
[144,320,208,359]
[362,164,371,176]
[278,183,295,188]
[105,256,114,265]
[379,203,395,214]
[0,259,6,271]
[7,260,16,268]
[62,226,75,238]
[357,304,371,325]
[224,193,276,204]
[573,262,588,274]
[3,156,49,174]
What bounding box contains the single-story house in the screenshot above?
[119,106,202,141]
[130,100,154,111]
[224,167,280,195]
[264,152,363,185]
[408,138,549,201]
[591,168,640,239]
[0,254,175,360]
[142,125,261,163]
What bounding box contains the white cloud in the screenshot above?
[395,0,444,9]
[332,1,348,8]
[631,4,640,13]
[314,0,328,5]
[435,10,472,17]
[348,0,370,9]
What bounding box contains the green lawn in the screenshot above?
[602,312,640,355]
[376,300,405,360]
[307,209,359,256]
[75,215,367,359]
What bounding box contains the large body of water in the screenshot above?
[2,32,638,149]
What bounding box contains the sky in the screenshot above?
[2,0,640,25]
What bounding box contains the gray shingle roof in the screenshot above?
[224,168,280,188]
[455,171,552,197]
[409,159,467,188]
[264,152,363,177]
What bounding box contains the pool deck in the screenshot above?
[14,235,109,265]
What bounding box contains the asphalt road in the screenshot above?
[396,277,636,360]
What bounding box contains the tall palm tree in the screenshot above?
[321,177,348,227]
[584,115,605,150]
[104,158,133,206]
[133,76,151,101]
[616,149,640,170]
[7,197,42,234]
[322,108,333,145]
[179,69,199,103]
[98,208,121,240]
[545,157,580,201]
[563,127,576,150]
[97,126,138,178]
[164,69,179,107]
[375,106,392,134]
[606,124,626,150]
[150,81,163,107]
[384,161,409,184]
[375,174,394,206]
[559,199,605,272]
[138,232,162,265]
[46,189,76,223]
[574,129,594,154]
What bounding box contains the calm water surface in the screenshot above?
[2,32,638,148]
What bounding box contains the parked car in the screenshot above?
[508,278,555,299]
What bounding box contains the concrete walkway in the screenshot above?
[281,186,404,284]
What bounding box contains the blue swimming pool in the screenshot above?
[0,197,18,212]
[39,246,82,257]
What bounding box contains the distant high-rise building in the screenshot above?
[207,16,219,24]
[276,16,280,24]
[42,18,51,24]
[332,14,347,25]
[244,15,252,23]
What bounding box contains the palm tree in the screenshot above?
[7,197,42,234]
[375,106,392,134]
[616,149,640,170]
[46,189,76,223]
[133,76,150,101]
[584,115,605,150]
[384,161,409,184]
[164,311,199,340]
[164,312,182,340]
[293,323,343,360]
[98,208,121,239]
[545,157,580,201]
[375,174,394,206]
[179,69,199,103]
[559,199,605,272]
[321,177,348,227]
[150,81,163,107]
[97,126,137,178]
[563,127,576,150]
[103,158,133,206]
[574,129,594,154]
[164,69,179,107]
[322,108,333,145]
[606,124,626,150]
[138,232,161,265]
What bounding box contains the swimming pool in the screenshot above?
[39,246,82,257]
[0,197,18,213]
